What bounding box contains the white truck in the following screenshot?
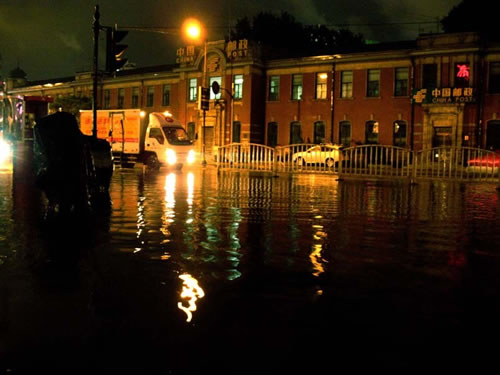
[79,109,196,169]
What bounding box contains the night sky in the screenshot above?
[1,0,461,82]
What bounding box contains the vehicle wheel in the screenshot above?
[145,154,160,170]
[295,157,304,166]
[326,158,335,168]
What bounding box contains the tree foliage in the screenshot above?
[441,0,497,39]
[229,11,365,58]
[49,95,91,117]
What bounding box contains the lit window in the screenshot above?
[209,76,221,100]
[269,76,279,101]
[365,120,379,144]
[315,73,328,100]
[393,120,407,148]
[189,78,197,102]
[292,74,303,100]
[233,75,243,100]
[341,71,353,98]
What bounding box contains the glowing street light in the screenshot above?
[182,18,208,166]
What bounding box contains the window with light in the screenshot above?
[210,77,222,100]
[365,120,379,144]
[233,75,243,100]
[315,73,328,100]
[269,76,280,101]
[292,74,303,100]
[341,71,353,98]
[189,78,197,102]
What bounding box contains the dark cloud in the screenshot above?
[0,0,461,81]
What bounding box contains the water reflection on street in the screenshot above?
[1,164,500,373]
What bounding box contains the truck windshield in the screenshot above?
[162,126,192,145]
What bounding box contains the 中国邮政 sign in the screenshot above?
[412,87,476,104]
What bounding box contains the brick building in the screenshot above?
[6,31,500,155]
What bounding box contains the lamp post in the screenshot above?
[183,18,207,166]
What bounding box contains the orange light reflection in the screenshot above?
[177,273,205,322]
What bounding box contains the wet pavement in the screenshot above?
[1,150,500,373]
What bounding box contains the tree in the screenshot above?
[49,95,91,117]
[229,11,365,59]
[441,0,497,39]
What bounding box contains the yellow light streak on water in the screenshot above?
[177,273,205,322]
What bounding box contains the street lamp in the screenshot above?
[182,18,207,166]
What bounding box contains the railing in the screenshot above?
[216,143,275,170]
[338,145,412,178]
[412,147,500,181]
[215,143,500,182]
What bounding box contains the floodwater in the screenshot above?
[1,155,500,373]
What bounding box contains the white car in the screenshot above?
[292,144,341,167]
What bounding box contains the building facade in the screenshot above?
[6,31,500,155]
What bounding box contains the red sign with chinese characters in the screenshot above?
[456,64,470,80]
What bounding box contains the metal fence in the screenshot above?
[216,143,275,170]
[215,143,500,182]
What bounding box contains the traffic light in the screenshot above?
[106,27,128,73]
[198,86,209,111]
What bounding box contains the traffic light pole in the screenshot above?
[202,40,207,167]
[92,5,100,139]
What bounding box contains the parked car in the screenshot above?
[466,151,500,173]
[292,144,341,167]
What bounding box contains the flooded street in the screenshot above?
[1,161,500,373]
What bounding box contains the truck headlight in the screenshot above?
[166,149,177,165]
[0,140,12,164]
[187,149,195,164]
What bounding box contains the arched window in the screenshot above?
[313,121,325,144]
[486,120,500,150]
[290,121,302,144]
[393,120,407,148]
[267,122,278,147]
[339,121,351,147]
[365,120,379,144]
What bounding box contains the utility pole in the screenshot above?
[92,5,100,139]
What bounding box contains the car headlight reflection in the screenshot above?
[187,149,195,164]
[166,149,177,165]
